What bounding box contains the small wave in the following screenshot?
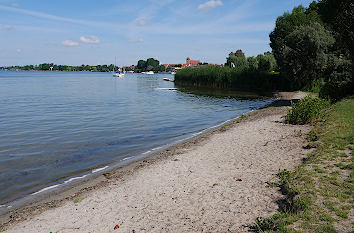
[155,88,177,90]
[64,175,88,184]
[151,146,162,151]
[122,156,133,161]
[92,166,109,173]
[142,150,151,155]
[31,184,60,195]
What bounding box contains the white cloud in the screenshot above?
[0,5,126,29]
[16,48,21,53]
[61,40,79,47]
[128,38,144,43]
[80,36,100,44]
[136,17,148,26]
[2,24,13,30]
[198,0,223,11]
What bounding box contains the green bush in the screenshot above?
[286,95,330,124]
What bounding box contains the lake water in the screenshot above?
[0,71,274,204]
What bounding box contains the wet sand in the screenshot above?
[1,92,312,232]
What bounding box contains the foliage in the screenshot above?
[269,1,353,100]
[175,65,283,91]
[320,58,353,101]
[270,4,322,69]
[256,52,277,72]
[1,63,119,72]
[225,49,248,68]
[253,97,354,232]
[286,95,330,124]
[226,56,248,69]
[281,23,335,87]
[177,49,280,91]
[135,58,163,72]
[318,0,354,59]
[247,56,258,70]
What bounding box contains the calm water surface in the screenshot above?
[0,71,273,204]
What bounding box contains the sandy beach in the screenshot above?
[1,92,312,233]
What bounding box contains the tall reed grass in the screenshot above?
[174,66,285,91]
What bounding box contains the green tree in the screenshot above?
[146,58,160,72]
[235,49,246,59]
[226,49,248,69]
[281,23,335,87]
[318,0,353,59]
[159,65,166,72]
[247,57,258,70]
[256,52,277,72]
[270,4,322,70]
[137,60,147,72]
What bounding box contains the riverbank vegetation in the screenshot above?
[285,95,330,125]
[249,1,353,231]
[175,50,283,91]
[176,0,353,102]
[252,96,354,233]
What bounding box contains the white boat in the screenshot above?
[142,71,154,75]
[112,57,125,78]
[113,72,125,78]
[163,78,174,82]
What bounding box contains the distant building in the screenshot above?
[123,65,135,71]
[182,57,200,67]
[163,64,177,69]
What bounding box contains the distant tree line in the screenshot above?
[0,63,119,72]
[176,0,353,101]
[1,57,169,73]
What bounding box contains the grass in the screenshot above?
[251,96,354,232]
[73,197,85,203]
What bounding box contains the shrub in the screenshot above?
[286,95,330,124]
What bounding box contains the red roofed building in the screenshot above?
[182,57,200,67]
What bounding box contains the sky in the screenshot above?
[0,0,314,66]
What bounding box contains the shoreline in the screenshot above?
[0,107,255,225]
[0,95,274,210]
[0,104,262,209]
[0,92,310,232]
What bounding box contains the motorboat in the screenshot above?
[113,72,125,78]
[163,78,174,82]
[142,71,154,75]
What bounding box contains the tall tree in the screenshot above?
[226,49,248,68]
[269,4,322,70]
[281,23,335,87]
[318,0,354,59]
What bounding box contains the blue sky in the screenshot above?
[0,0,314,66]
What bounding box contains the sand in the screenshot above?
[2,92,312,233]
